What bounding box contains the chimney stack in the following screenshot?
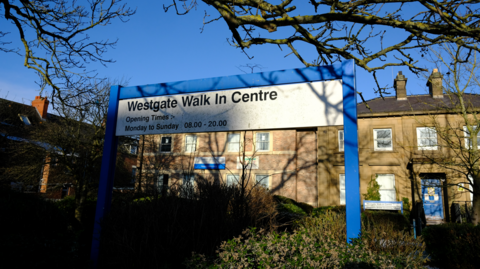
[394,71,407,100]
[31,96,49,119]
[427,69,443,98]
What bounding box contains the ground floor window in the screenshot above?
[226,174,239,186]
[376,174,396,201]
[156,174,169,193]
[339,174,345,205]
[255,174,269,189]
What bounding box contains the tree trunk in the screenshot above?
[75,180,87,223]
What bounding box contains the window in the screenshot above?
[19,115,31,125]
[376,174,396,201]
[160,136,172,152]
[227,133,240,152]
[125,144,137,154]
[417,127,438,150]
[226,174,239,186]
[156,174,169,193]
[339,174,346,205]
[464,126,480,149]
[338,130,344,152]
[183,174,195,187]
[256,132,270,151]
[373,129,393,151]
[185,135,197,152]
[131,166,137,184]
[255,174,269,189]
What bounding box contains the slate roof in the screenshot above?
[357,93,480,116]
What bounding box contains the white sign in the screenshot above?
[115,81,343,136]
[236,157,259,169]
[364,201,403,211]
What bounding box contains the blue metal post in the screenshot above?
[342,60,361,242]
[90,85,121,266]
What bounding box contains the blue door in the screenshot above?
[421,179,444,220]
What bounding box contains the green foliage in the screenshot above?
[401,197,412,220]
[422,223,480,269]
[0,188,87,268]
[363,175,381,201]
[312,205,346,216]
[273,195,313,216]
[185,210,426,268]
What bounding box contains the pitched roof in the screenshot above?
[357,93,480,116]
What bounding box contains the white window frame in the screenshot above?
[255,174,270,189]
[226,174,239,186]
[339,174,345,205]
[376,174,396,202]
[416,127,438,150]
[160,136,173,153]
[185,134,197,153]
[227,133,241,152]
[255,132,270,152]
[338,130,344,152]
[464,126,480,149]
[373,128,393,151]
[131,166,137,184]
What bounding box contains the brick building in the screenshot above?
[0,96,138,198]
[136,70,476,222]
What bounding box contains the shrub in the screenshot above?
[363,175,381,201]
[0,188,85,268]
[99,180,278,268]
[422,223,480,269]
[362,210,411,232]
[186,210,426,268]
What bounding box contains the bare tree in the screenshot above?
[165,0,480,96]
[0,0,135,106]
[409,43,480,224]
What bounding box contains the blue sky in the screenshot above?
[0,1,435,105]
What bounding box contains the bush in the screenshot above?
[99,180,278,268]
[0,188,86,268]
[362,210,411,232]
[422,223,480,269]
[186,210,426,268]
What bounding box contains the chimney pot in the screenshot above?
[394,71,407,100]
[427,69,443,98]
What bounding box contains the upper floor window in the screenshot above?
[417,127,438,150]
[185,135,197,152]
[376,174,396,201]
[256,132,270,151]
[227,133,240,152]
[160,136,172,152]
[255,174,269,189]
[373,129,393,151]
[464,126,480,149]
[338,130,344,152]
[339,174,345,205]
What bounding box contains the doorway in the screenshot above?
[421,177,444,221]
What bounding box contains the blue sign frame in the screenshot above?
[90,60,360,264]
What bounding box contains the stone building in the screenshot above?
[136,70,476,222]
